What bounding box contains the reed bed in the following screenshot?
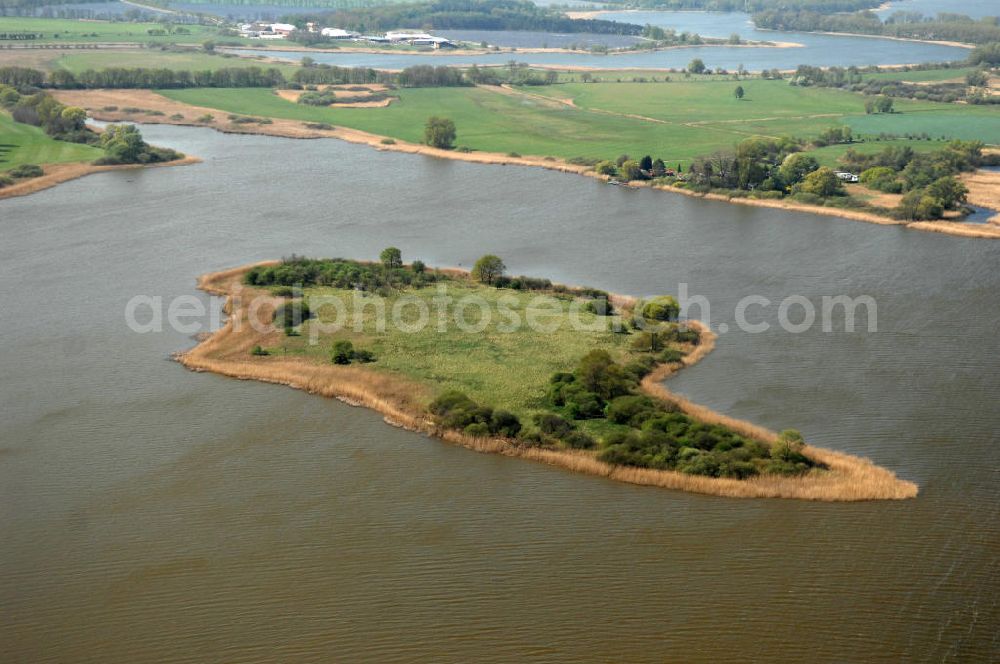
[178,264,918,502]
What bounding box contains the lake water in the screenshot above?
[241,29,967,70]
[2,124,999,661]
[876,0,1000,20]
[437,29,644,49]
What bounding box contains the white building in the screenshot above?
[384,31,455,47]
[321,27,359,39]
[835,171,860,183]
[239,22,297,39]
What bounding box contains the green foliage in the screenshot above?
[640,296,680,323]
[471,254,505,285]
[619,159,643,181]
[734,85,745,100]
[250,345,268,356]
[859,165,899,192]
[429,391,522,438]
[424,115,456,149]
[243,256,440,291]
[380,246,403,269]
[96,123,182,165]
[794,166,845,197]
[330,339,376,364]
[779,152,821,186]
[275,299,312,329]
[0,84,20,108]
[594,160,617,176]
[688,58,706,74]
[298,90,336,106]
[7,162,42,178]
[332,339,354,364]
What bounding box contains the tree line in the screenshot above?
[288,0,645,35]
[1,83,181,164]
[592,0,880,11]
[754,10,1000,45]
[0,63,476,90]
[788,64,998,105]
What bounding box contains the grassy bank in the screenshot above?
[159,77,1000,164]
[0,111,101,170]
[178,259,918,501]
[0,17,230,45]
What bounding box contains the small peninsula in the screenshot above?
[178,255,918,501]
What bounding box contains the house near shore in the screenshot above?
[835,171,860,183]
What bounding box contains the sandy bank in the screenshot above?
[811,30,974,50]
[52,89,999,239]
[0,155,199,201]
[177,263,917,501]
[652,182,1000,238]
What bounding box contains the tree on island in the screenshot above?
[688,58,706,74]
[640,296,680,323]
[424,116,456,149]
[380,246,402,269]
[734,85,745,100]
[100,124,146,163]
[472,254,505,285]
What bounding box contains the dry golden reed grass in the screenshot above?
[178,264,918,502]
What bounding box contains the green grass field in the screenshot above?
[52,49,297,75]
[162,86,741,161]
[845,109,1000,144]
[862,67,974,83]
[0,112,101,170]
[0,17,234,44]
[161,78,998,164]
[278,281,637,431]
[806,138,949,168]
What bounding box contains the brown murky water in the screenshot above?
[2,126,998,662]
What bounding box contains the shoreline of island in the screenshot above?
[175,261,918,501]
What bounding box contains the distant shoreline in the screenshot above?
[47,88,1000,240]
[565,8,976,50]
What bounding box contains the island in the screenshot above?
[178,253,918,501]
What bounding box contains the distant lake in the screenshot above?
[437,29,644,49]
[240,30,967,71]
[876,0,999,20]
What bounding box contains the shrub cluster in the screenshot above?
[331,339,375,365]
[298,90,336,106]
[244,256,441,292]
[429,391,522,438]
[841,140,981,219]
